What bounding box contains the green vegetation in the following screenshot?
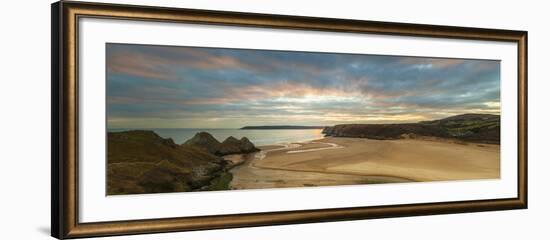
[107,130,262,195]
[422,114,500,143]
[323,114,500,144]
[107,130,230,195]
[205,171,234,191]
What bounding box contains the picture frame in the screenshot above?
[51,1,527,239]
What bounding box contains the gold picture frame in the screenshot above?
[51,1,527,239]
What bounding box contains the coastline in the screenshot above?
[109,128,326,147]
[106,120,501,194]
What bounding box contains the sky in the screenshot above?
[106,43,500,129]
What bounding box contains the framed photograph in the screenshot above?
[51,1,527,239]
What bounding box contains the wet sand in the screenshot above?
[229,137,500,190]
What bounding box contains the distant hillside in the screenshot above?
[323,114,500,144]
[107,130,232,195]
[240,125,325,130]
[420,113,499,124]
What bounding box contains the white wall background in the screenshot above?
[0,0,547,239]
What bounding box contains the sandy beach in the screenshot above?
[230,137,500,189]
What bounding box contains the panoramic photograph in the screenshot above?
[106,43,501,195]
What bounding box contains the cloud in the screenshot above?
[106,44,253,81]
[107,51,177,81]
[398,57,466,69]
[106,43,501,128]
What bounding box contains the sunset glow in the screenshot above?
[106,44,500,128]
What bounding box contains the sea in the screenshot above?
[107,128,325,146]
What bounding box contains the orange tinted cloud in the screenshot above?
[107,52,177,80]
[107,47,251,80]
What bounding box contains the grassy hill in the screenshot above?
[323,113,500,144]
[107,130,231,195]
[420,114,500,143]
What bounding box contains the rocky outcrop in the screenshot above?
[239,137,259,152]
[322,126,334,135]
[221,136,259,155]
[184,132,260,156]
[182,132,222,155]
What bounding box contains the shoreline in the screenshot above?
[229,137,499,189]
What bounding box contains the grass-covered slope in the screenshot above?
[420,113,500,143]
[323,113,500,144]
[107,130,230,195]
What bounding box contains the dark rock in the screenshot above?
[322,126,334,136]
[161,138,178,148]
[184,132,260,156]
[183,131,222,155]
[239,137,260,153]
[218,136,260,155]
[219,136,242,154]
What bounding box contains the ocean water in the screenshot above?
[108,128,324,146]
